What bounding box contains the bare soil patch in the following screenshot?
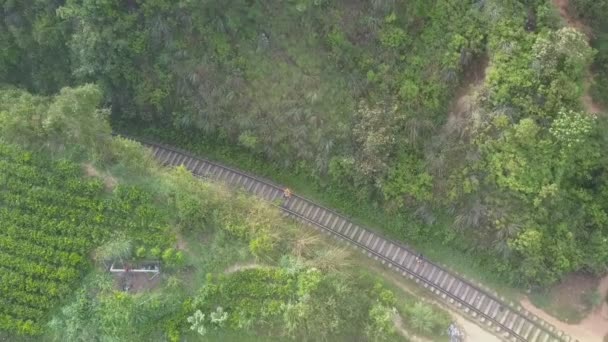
[82,163,117,191]
[450,54,489,119]
[581,276,608,341]
[175,231,189,251]
[366,259,500,342]
[461,54,489,91]
[441,53,489,141]
[392,312,434,342]
[341,0,373,45]
[551,0,605,115]
[223,262,261,274]
[583,74,605,114]
[552,0,593,38]
[522,274,608,342]
[531,272,598,323]
[114,271,161,293]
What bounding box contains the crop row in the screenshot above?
[0,298,45,322]
[0,314,41,336]
[0,144,173,336]
[0,283,54,311]
[0,201,108,236]
[1,222,91,255]
[0,208,103,249]
[2,179,106,212]
[0,267,68,298]
[0,252,79,283]
[0,235,84,267]
[1,193,102,225]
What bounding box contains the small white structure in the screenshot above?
[110,261,161,276]
[448,323,465,342]
[109,260,162,293]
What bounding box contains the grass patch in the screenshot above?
[528,272,600,324]
[360,270,451,342]
[187,329,283,342]
[529,291,585,323]
[181,229,253,291]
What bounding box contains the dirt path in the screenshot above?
[517,4,608,341]
[552,0,604,115]
[223,262,261,274]
[392,313,434,342]
[443,54,488,136]
[453,313,501,342]
[82,163,117,190]
[580,276,608,338]
[552,0,592,36]
[582,76,604,114]
[376,265,501,342]
[520,275,608,342]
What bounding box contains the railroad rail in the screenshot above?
[135,137,573,342]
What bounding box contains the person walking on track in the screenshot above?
[283,187,292,199]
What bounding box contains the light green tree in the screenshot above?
[408,302,435,334]
[187,310,208,336]
[210,307,229,327]
[94,238,133,265]
[365,303,396,341]
[532,27,594,81]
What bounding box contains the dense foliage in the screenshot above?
[570,0,608,107]
[0,83,451,340]
[0,142,170,335]
[47,273,184,342]
[0,86,173,336]
[183,266,448,341]
[0,0,72,93]
[2,0,608,288]
[163,167,450,341]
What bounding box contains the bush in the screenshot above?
[406,301,450,335]
[0,142,170,335]
[582,290,602,310]
[249,234,276,259]
[150,247,162,258]
[136,247,147,259]
[380,26,409,49]
[107,137,159,177]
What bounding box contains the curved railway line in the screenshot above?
[135,137,575,342]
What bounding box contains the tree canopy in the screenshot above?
[2,0,608,289]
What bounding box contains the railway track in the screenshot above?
[137,138,574,342]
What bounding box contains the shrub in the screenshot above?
[136,247,147,259]
[583,290,602,309]
[406,301,449,334]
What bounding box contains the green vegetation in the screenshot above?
[0,88,171,335]
[0,84,452,340]
[47,273,184,342]
[7,0,599,288]
[583,290,603,310]
[529,287,604,323]
[529,291,585,323]
[528,272,604,324]
[3,0,608,336]
[128,123,520,295]
[570,0,608,107]
[187,268,388,340]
